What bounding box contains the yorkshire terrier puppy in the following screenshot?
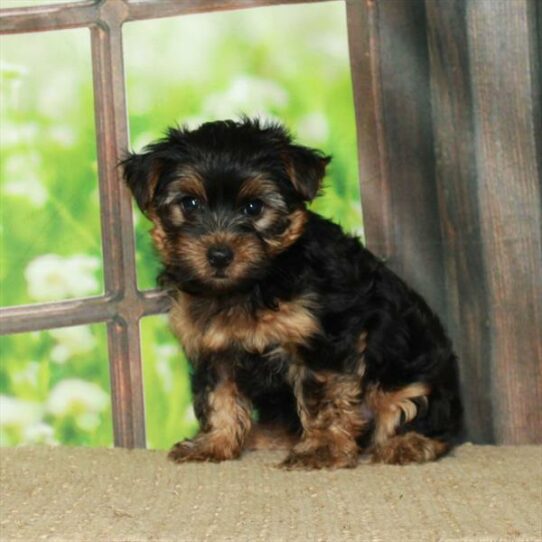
[122,118,462,469]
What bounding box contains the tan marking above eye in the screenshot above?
[165,172,207,204]
[238,178,287,211]
[237,176,276,201]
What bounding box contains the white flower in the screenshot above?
[3,175,48,207]
[178,116,207,131]
[123,15,220,108]
[0,60,27,109]
[155,344,178,392]
[0,395,42,427]
[37,72,78,120]
[49,125,76,147]
[0,121,38,147]
[49,326,96,364]
[0,60,28,80]
[309,33,349,62]
[75,412,100,431]
[25,254,100,301]
[297,113,329,144]
[203,76,289,118]
[3,153,48,207]
[132,131,159,153]
[47,379,109,417]
[23,422,57,445]
[156,344,178,360]
[12,362,40,387]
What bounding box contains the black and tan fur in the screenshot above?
[122,118,463,469]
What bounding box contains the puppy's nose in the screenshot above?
[207,245,234,269]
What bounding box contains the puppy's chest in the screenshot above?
[170,293,319,358]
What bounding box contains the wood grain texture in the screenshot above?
[425,0,494,443]
[126,0,329,21]
[347,0,447,322]
[466,0,542,444]
[0,0,329,34]
[91,20,146,448]
[346,0,393,261]
[427,0,542,443]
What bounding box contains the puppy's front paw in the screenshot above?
[279,445,358,470]
[168,439,203,463]
[168,437,241,463]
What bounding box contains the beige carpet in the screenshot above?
[1,444,541,542]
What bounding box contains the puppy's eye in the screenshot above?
[180,196,201,212]
[242,199,264,217]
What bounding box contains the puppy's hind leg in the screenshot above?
[371,432,449,465]
[367,383,452,465]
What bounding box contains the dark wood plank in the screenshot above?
[427,0,542,443]
[425,0,494,443]
[466,0,542,444]
[346,0,393,263]
[347,0,447,321]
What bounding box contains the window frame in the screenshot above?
[0,0,354,448]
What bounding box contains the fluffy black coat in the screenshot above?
[122,118,463,468]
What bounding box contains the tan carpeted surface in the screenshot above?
[1,444,541,542]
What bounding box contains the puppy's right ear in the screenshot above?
[121,152,159,215]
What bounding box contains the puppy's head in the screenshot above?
[122,118,330,294]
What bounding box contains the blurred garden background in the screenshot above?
[0,0,361,448]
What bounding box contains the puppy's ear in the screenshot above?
[121,152,160,215]
[284,144,331,201]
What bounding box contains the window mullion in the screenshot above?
[90,17,145,448]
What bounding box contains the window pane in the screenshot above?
[0,324,112,447]
[0,28,103,307]
[140,315,197,450]
[124,2,362,291]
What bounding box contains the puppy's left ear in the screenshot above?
[284,145,331,202]
[121,152,160,216]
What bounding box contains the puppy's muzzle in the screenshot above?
[207,245,234,269]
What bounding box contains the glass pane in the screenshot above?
[140,315,197,450]
[124,2,362,291]
[0,28,102,307]
[0,324,112,447]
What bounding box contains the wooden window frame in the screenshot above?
[2,0,541,446]
[0,0,353,448]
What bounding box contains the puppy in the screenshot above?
[122,118,462,469]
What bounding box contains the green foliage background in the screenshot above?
[0,2,361,449]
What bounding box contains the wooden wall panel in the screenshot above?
[466,0,542,444]
[425,0,494,442]
[347,0,447,322]
[426,0,542,443]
